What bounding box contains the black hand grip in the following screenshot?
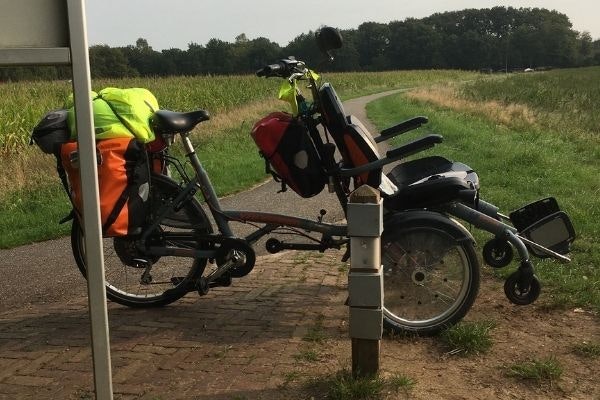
[386,134,443,159]
[256,63,284,77]
[376,116,429,143]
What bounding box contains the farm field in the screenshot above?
[0,69,478,248]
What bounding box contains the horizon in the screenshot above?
[86,1,599,51]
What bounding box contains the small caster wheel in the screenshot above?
[483,239,514,268]
[504,272,541,305]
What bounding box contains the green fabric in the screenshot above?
[66,87,159,143]
[278,80,299,116]
[277,69,320,116]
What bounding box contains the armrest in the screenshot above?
[375,116,429,143]
[339,134,443,178]
[385,134,443,159]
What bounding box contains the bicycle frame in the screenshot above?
[140,131,347,262]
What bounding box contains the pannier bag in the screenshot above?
[31,87,159,236]
[30,109,70,154]
[60,137,150,237]
[251,112,326,198]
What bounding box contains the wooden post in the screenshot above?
[347,185,383,377]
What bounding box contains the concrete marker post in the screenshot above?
[347,184,383,377]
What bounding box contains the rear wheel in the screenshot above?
[71,174,212,307]
[382,221,480,335]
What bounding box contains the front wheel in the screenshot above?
[71,174,213,307]
[382,219,480,335]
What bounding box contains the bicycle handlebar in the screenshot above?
[256,58,306,79]
[256,63,285,77]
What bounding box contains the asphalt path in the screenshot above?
[0,89,402,312]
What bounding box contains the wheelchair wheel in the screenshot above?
[71,174,212,307]
[382,221,480,336]
[483,238,513,268]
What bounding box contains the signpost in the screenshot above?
[0,1,113,398]
[347,185,383,377]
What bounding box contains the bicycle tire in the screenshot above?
[382,220,480,336]
[71,173,213,307]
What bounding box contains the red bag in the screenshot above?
[251,112,326,198]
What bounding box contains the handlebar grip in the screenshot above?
[256,63,285,77]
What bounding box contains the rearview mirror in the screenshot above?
[316,26,343,56]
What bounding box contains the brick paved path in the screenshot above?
[0,251,350,399]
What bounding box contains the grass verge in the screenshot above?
[366,89,600,312]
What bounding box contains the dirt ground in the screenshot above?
[274,265,600,400]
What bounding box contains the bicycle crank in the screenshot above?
[210,238,256,280]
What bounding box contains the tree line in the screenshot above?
[2,6,599,81]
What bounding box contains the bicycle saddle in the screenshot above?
[152,109,210,134]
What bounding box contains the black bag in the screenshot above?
[251,112,326,198]
[30,109,70,154]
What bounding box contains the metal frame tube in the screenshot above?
[67,0,113,398]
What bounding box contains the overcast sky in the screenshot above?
[86,0,599,50]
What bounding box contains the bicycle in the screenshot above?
[70,27,574,335]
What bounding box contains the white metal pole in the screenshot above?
[66,0,113,398]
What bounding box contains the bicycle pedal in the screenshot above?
[209,273,232,288]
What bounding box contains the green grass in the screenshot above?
[461,67,600,136]
[366,75,600,312]
[387,374,416,393]
[506,357,563,382]
[440,320,496,356]
[315,369,416,400]
[294,349,321,363]
[573,341,600,358]
[303,314,327,344]
[0,184,72,248]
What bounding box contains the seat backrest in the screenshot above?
[319,84,383,189]
[343,116,382,188]
[319,83,347,135]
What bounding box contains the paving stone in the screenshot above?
[0,251,349,399]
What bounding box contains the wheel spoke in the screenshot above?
[382,225,479,334]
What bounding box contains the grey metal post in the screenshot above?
[347,185,383,377]
[67,0,113,398]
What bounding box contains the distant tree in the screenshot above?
[2,6,593,81]
[355,22,390,70]
[241,37,282,72]
[183,43,206,75]
[204,38,234,74]
[387,19,444,69]
[283,32,321,66]
[235,33,249,44]
[160,48,186,76]
[89,45,135,78]
[122,38,164,76]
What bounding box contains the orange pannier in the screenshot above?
[60,138,149,237]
